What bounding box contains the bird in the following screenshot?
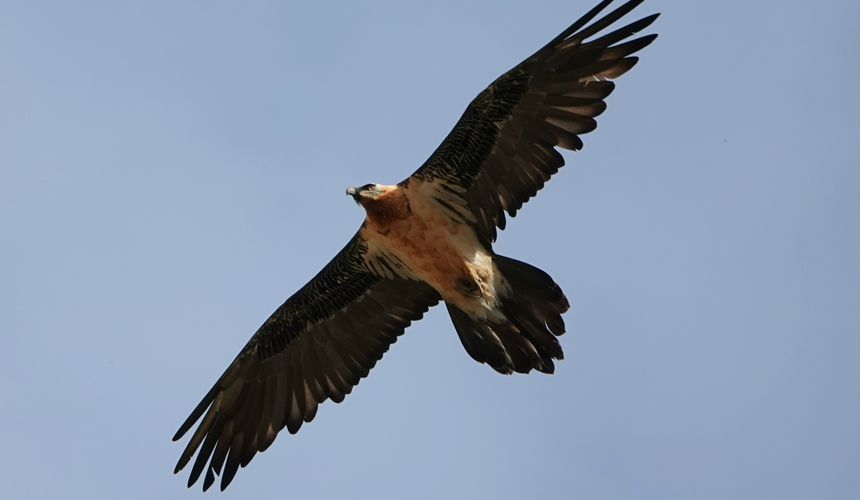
[173,0,658,491]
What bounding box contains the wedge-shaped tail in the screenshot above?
[447,255,570,374]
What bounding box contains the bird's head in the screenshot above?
[347,183,407,225]
[346,184,386,205]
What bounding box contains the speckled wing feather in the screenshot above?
[410,0,658,244]
[173,232,440,491]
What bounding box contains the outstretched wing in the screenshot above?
[410,0,658,244]
[173,232,440,491]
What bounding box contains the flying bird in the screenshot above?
[174,0,658,491]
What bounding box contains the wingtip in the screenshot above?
[172,410,202,442]
[220,471,237,491]
[638,12,661,32]
[203,468,216,491]
[174,454,190,474]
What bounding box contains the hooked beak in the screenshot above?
[346,187,361,203]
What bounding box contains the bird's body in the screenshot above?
[174,0,659,491]
[361,180,507,322]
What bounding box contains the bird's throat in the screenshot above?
[363,190,410,232]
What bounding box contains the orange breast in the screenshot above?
[363,194,409,229]
[371,189,472,297]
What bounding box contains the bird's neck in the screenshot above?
[363,186,409,231]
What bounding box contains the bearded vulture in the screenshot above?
[174,0,658,490]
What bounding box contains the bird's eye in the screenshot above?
[364,184,375,191]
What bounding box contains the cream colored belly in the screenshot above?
[362,185,510,322]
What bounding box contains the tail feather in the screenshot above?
[447,255,570,375]
[447,304,513,370]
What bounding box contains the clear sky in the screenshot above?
[1,1,857,498]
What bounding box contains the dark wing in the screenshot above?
[173,232,440,491]
[410,0,658,244]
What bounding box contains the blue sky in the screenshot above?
[1,1,857,498]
